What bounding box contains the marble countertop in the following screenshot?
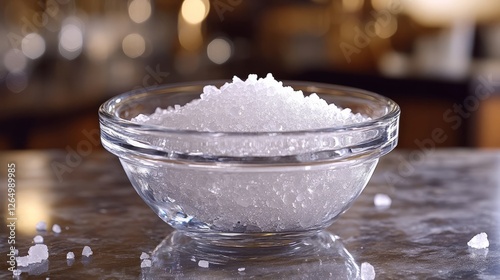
[1,149,499,279]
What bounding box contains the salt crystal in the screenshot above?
[198,260,209,268]
[140,252,150,260]
[28,244,49,262]
[66,252,75,259]
[12,269,22,276]
[52,224,62,233]
[238,267,245,272]
[468,232,489,249]
[141,259,152,268]
[17,244,49,266]
[34,235,44,243]
[16,256,30,267]
[36,221,47,231]
[82,246,93,257]
[374,193,392,208]
[360,262,376,280]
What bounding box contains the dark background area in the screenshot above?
[1,0,500,150]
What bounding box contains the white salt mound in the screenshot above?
[52,224,62,233]
[361,262,376,280]
[66,252,75,259]
[140,252,150,260]
[374,193,392,208]
[133,73,369,132]
[16,244,49,266]
[36,221,47,231]
[82,246,93,257]
[468,232,489,249]
[33,235,44,244]
[141,259,152,268]
[198,260,209,268]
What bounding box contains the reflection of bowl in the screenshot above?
[99,81,399,246]
[145,231,360,278]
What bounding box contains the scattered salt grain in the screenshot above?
[36,221,47,231]
[12,269,22,276]
[374,193,392,208]
[238,267,245,272]
[82,246,93,257]
[361,262,375,280]
[33,235,44,244]
[198,260,209,268]
[66,252,75,259]
[16,244,49,266]
[468,232,489,249]
[141,259,152,268]
[52,224,62,233]
[140,252,150,260]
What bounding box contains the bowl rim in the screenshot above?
[99,79,400,136]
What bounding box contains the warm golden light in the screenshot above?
[122,33,146,58]
[404,0,500,26]
[343,0,364,13]
[181,0,209,25]
[128,0,152,24]
[375,17,398,39]
[86,29,116,61]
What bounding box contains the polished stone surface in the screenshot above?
[1,149,499,279]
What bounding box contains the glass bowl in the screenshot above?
[99,80,400,247]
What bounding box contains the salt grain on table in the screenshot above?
[468,232,489,249]
[66,252,75,259]
[140,259,152,268]
[82,246,93,257]
[36,221,47,231]
[33,235,44,243]
[52,224,62,233]
[140,252,150,260]
[198,260,209,268]
[374,193,392,208]
[361,262,376,280]
[17,244,49,266]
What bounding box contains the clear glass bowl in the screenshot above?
[99,80,400,247]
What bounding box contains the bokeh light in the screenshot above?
[128,0,152,24]
[207,37,232,64]
[122,33,146,58]
[21,33,46,60]
[181,0,209,25]
[3,49,27,73]
[59,23,84,60]
[6,71,28,93]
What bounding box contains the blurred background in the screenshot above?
[1,0,500,150]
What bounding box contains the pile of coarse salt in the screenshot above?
[130,74,377,232]
[133,73,369,133]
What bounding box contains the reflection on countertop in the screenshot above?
[0,149,499,278]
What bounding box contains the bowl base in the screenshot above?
[142,230,360,279]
